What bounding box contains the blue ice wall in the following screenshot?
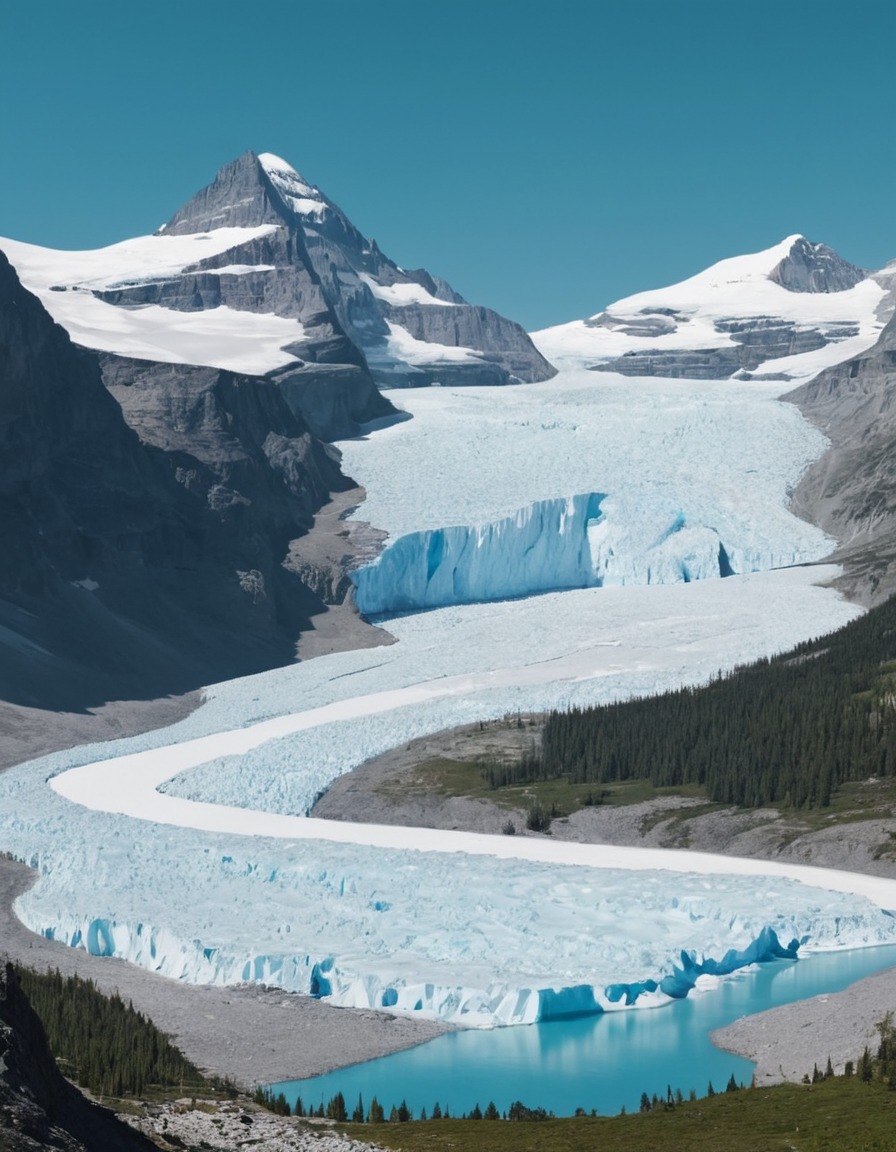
[352,493,607,614]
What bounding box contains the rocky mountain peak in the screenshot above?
[158,150,288,235]
[768,236,868,293]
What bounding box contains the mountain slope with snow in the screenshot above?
[0,151,554,439]
[534,236,893,383]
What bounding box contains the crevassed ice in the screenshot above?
[14,826,896,1028]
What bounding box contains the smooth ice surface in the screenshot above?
[341,371,835,613]
[533,235,886,379]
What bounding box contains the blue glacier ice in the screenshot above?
[351,490,800,617]
[353,493,606,613]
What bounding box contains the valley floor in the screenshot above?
[312,717,896,1084]
[3,700,896,1088]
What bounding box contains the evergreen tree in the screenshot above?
[326,1091,347,1121]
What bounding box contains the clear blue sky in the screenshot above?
[1,0,893,330]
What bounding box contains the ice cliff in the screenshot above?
[351,491,819,616]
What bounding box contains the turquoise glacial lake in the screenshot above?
[270,944,896,1118]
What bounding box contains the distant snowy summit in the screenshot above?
[534,235,895,383]
[0,151,554,437]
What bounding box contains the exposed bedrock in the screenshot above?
[788,309,896,603]
[593,318,851,380]
[767,237,868,293]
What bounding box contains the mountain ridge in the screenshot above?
[0,251,353,710]
[2,150,555,440]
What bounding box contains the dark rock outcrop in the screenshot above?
[0,962,155,1152]
[788,310,896,603]
[0,251,350,710]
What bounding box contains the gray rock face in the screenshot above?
[768,237,868,293]
[153,150,556,390]
[0,251,351,709]
[596,317,845,380]
[788,310,896,603]
[98,354,344,536]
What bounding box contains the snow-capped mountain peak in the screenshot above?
[533,235,887,383]
[257,151,329,220]
[0,151,555,438]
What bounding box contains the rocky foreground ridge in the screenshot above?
[0,963,155,1152]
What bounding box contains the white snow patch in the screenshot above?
[199,263,276,276]
[359,273,457,308]
[0,229,303,373]
[0,228,280,293]
[376,321,483,368]
[258,152,328,220]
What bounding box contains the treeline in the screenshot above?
[483,593,896,809]
[15,965,208,1098]
[256,1087,549,1122]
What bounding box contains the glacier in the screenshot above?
[343,370,836,614]
[352,493,607,613]
[0,563,882,1029]
[0,358,885,1033]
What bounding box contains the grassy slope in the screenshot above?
[339,1077,896,1152]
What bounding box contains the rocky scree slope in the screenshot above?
[0,252,350,710]
[0,962,155,1152]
